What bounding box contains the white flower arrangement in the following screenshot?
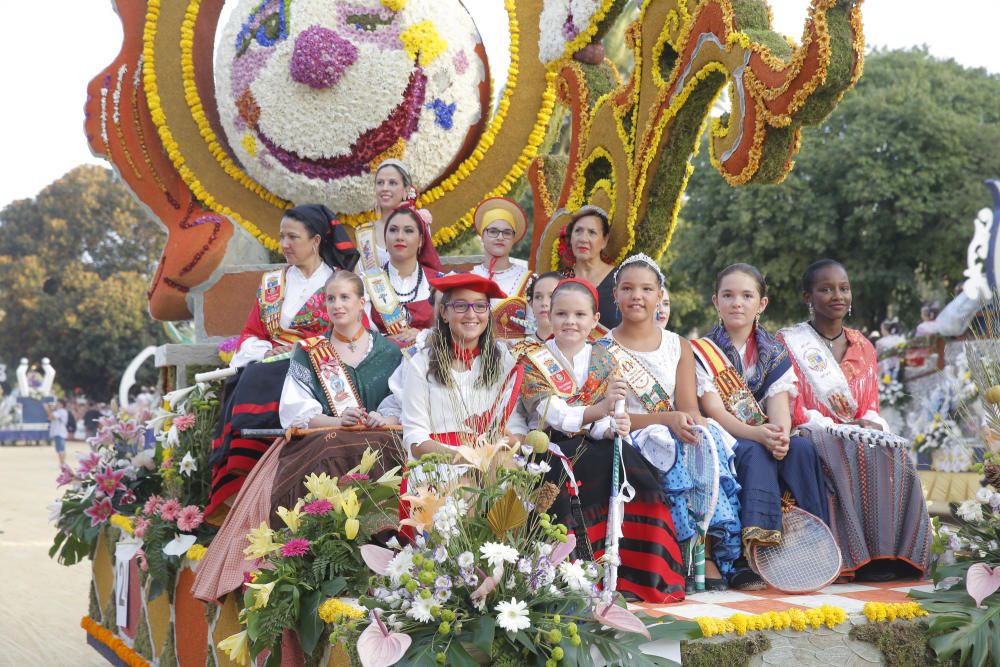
[215,0,489,214]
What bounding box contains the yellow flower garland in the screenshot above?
[695,604,848,638]
[81,616,150,667]
[863,601,928,623]
[142,0,283,251]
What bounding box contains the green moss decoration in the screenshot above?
[794,4,858,126]
[590,0,630,45]
[89,583,101,623]
[680,633,771,667]
[159,621,177,667]
[581,61,619,105]
[101,592,117,632]
[135,606,153,660]
[849,621,958,667]
[749,125,796,184]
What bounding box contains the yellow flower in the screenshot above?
[304,473,341,503]
[276,500,305,534]
[218,630,250,666]
[400,20,447,66]
[356,447,378,475]
[882,374,891,384]
[246,580,276,611]
[186,544,208,561]
[244,521,279,559]
[109,514,134,535]
[162,447,174,463]
[380,0,406,10]
[341,489,361,540]
[318,597,365,623]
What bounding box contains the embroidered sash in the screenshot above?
[259,269,286,340]
[299,337,362,417]
[356,223,409,335]
[523,344,576,397]
[781,323,857,420]
[691,338,766,425]
[597,339,673,413]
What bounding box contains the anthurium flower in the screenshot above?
[360,545,396,575]
[967,562,1000,608]
[218,629,250,666]
[357,610,411,667]
[592,601,650,638]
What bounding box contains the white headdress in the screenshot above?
[614,253,664,286]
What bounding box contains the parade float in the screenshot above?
[54,0,1000,665]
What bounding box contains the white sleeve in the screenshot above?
[229,336,273,368]
[764,367,798,399]
[400,357,433,457]
[860,409,891,432]
[589,416,614,440]
[534,395,586,434]
[278,372,324,429]
[694,362,717,397]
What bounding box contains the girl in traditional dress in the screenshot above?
[779,259,931,581]
[693,264,828,590]
[519,279,687,602]
[599,254,742,588]
[469,197,532,304]
[362,204,442,348]
[193,271,403,602]
[206,205,359,523]
[525,272,561,343]
[400,273,528,458]
[561,206,619,330]
[368,159,419,264]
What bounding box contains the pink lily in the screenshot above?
[967,563,1000,608]
[77,452,102,476]
[357,610,412,667]
[360,544,395,576]
[83,497,114,527]
[55,465,76,486]
[94,467,126,497]
[592,601,651,639]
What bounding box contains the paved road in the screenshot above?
[0,440,106,666]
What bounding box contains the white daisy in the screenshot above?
[558,561,590,591]
[385,549,415,585]
[457,551,475,569]
[480,542,519,570]
[407,595,436,623]
[957,499,984,523]
[495,598,531,632]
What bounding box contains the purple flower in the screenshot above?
[434,575,452,591]
[453,50,469,75]
[433,546,448,563]
[94,467,126,497]
[280,538,311,557]
[302,499,333,515]
[217,335,241,354]
[289,25,357,90]
[83,497,114,526]
[425,99,456,130]
[517,558,532,575]
[562,14,579,40]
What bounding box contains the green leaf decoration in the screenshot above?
[487,487,528,539]
[297,589,323,656]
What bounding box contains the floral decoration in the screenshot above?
[695,605,847,638]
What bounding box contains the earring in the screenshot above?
[847,305,852,317]
[614,299,621,321]
[808,303,815,318]
[718,313,724,326]
[754,313,760,327]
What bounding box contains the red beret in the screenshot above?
[428,273,507,300]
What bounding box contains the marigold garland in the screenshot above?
[695,604,848,638]
[862,601,928,623]
[81,616,150,667]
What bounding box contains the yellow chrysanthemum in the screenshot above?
[400,20,447,66]
[186,544,208,561]
[109,514,134,535]
[318,597,366,624]
[244,521,279,559]
[380,0,406,11]
[218,630,250,666]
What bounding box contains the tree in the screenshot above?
[0,166,166,398]
[669,48,1000,333]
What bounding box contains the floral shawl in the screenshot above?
[706,323,791,403]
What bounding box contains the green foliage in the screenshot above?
[680,632,770,667]
[672,49,1000,332]
[849,621,955,667]
[0,165,166,398]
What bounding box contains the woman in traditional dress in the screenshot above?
[400,273,528,458]
[361,204,442,348]
[560,206,619,331]
[469,197,532,304]
[193,271,403,603]
[779,259,931,581]
[519,279,686,602]
[599,254,742,588]
[206,204,359,524]
[693,264,828,590]
[366,159,419,264]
